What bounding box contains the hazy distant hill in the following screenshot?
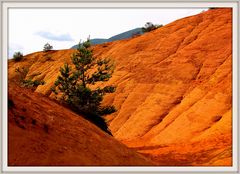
[71,28,143,49]
[87,38,108,45]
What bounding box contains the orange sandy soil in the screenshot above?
[8,85,153,166]
[8,8,232,166]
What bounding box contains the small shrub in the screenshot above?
[15,67,45,89]
[142,22,163,33]
[15,67,28,82]
[21,79,45,88]
[13,52,24,62]
[43,43,53,52]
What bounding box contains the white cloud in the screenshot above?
[35,31,74,41]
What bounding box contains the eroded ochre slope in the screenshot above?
[8,85,153,166]
[8,9,232,165]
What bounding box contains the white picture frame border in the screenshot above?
[1,0,239,173]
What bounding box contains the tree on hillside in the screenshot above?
[43,43,53,52]
[13,52,24,62]
[51,38,116,135]
[142,22,163,33]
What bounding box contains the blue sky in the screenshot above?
[9,8,208,58]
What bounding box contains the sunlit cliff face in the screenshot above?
[8,8,232,166]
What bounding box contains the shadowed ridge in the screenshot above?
[8,84,153,166]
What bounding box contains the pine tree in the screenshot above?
[13,52,24,62]
[142,22,163,33]
[52,38,116,135]
[43,43,53,52]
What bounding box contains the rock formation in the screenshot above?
[8,8,232,166]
